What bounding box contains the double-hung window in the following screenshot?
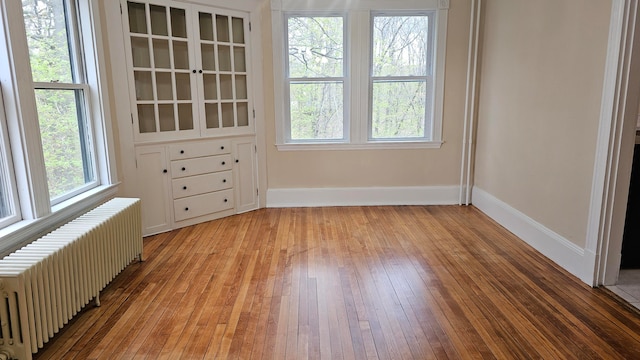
[23,0,97,204]
[370,12,433,141]
[273,0,448,149]
[285,14,346,142]
[0,0,115,244]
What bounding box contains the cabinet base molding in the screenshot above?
[173,208,236,231]
[266,186,459,208]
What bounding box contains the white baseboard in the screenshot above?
[472,187,594,285]
[266,186,460,208]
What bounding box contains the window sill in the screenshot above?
[0,184,120,258]
[276,141,444,151]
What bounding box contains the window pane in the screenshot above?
[35,89,95,200]
[23,0,74,83]
[288,16,343,78]
[372,15,429,77]
[290,82,343,140]
[371,81,426,139]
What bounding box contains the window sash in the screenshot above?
[25,0,99,205]
[368,12,435,141]
[33,85,98,205]
[0,90,21,229]
[284,13,347,143]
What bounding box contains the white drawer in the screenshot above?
[169,139,231,160]
[172,171,233,199]
[173,189,234,222]
[171,154,232,178]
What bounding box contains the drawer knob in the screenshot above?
[180,150,184,154]
[222,161,226,165]
[192,69,196,73]
[182,167,186,171]
[221,146,225,150]
[185,207,189,211]
[235,159,239,163]
[183,186,187,190]
[223,179,227,183]
[163,169,167,173]
[224,198,228,203]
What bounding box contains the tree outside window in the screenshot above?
[286,15,345,141]
[371,14,432,140]
[22,0,96,202]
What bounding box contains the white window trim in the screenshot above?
[0,86,20,229]
[0,0,118,252]
[271,0,448,150]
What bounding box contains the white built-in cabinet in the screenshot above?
[122,0,259,235]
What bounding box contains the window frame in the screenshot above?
[271,0,448,150]
[283,12,349,143]
[0,87,21,229]
[28,0,100,205]
[0,0,118,253]
[368,11,435,142]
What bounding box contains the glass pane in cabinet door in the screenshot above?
[237,102,249,127]
[216,15,229,42]
[232,17,244,44]
[137,104,156,133]
[219,75,232,100]
[235,75,247,99]
[233,47,246,72]
[203,74,218,100]
[150,5,168,36]
[158,104,176,131]
[178,104,194,130]
[218,46,231,71]
[221,103,234,127]
[201,44,215,71]
[173,41,189,70]
[131,37,150,68]
[171,8,187,38]
[134,71,153,100]
[205,103,219,128]
[199,13,214,41]
[175,73,191,100]
[156,72,173,100]
[127,2,147,34]
[153,39,171,68]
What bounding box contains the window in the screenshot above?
[370,13,433,140]
[286,15,346,141]
[272,0,448,149]
[0,0,115,238]
[23,0,97,204]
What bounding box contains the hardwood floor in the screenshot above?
[34,206,640,359]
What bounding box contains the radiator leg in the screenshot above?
[138,253,144,262]
[95,294,101,307]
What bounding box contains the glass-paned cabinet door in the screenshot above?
[193,6,253,136]
[123,1,199,141]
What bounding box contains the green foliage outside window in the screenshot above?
[287,16,344,140]
[23,0,94,200]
